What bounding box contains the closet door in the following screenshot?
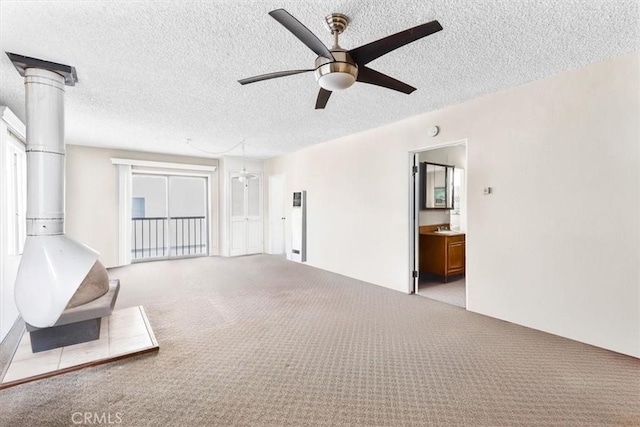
[229,175,247,256]
[228,173,263,256]
[245,176,262,254]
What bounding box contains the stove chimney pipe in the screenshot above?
[8,53,99,328]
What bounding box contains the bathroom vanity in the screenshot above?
[419,227,465,282]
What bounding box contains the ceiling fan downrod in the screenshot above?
[324,13,349,49]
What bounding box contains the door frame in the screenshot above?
[408,139,468,295]
[268,174,286,255]
[112,158,217,266]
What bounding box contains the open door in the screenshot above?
[410,141,468,307]
[411,152,419,294]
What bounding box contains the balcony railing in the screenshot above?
[132,216,206,260]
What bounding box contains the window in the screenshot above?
[5,131,27,255]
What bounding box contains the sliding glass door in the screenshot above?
[131,174,208,262]
[168,176,207,257]
[131,175,168,260]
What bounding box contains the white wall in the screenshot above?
[66,146,219,267]
[265,53,640,357]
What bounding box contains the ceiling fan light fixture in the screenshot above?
[238,167,256,182]
[318,72,356,91]
[314,58,358,91]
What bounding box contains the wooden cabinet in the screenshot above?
[419,232,465,282]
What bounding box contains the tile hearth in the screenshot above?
[0,306,158,389]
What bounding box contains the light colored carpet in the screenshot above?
[419,277,466,308]
[0,255,638,426]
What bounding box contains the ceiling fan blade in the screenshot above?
[269,9,335,61]
[349,20,442,65]
[238,69,313,85]
[315,88,332,109]
[356,67,416,94]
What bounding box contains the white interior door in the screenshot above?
[229,175,247,256]
[412,152,419,294]
[246,176,263,254]
[268,174,286,254]
[229,173,263,256]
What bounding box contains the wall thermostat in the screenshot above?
[428,126,439,137]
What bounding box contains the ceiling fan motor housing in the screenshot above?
[314,50,358,91]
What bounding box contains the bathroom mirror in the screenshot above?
[420,162,455,210]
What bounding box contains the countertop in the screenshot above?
[420,230,466,236]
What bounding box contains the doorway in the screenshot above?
[131,174,208,261]
[268,174,286,255]
[410,141,467,308]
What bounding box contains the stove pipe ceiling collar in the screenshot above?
[7,53,99,328]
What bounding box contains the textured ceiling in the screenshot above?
[0,1,638,159]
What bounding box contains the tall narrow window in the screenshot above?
[5,133,26,256]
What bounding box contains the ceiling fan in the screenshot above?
[238,9,442,109]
